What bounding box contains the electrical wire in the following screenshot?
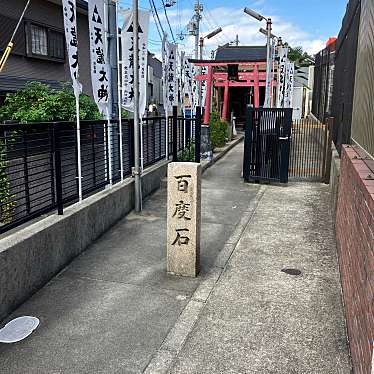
[149,0,165,40]
[160,0,176,42]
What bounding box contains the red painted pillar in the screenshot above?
[222,78,229,121]
[254,64,260,108]
[204,65,213,124]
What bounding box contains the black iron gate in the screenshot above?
[243,107,292,183]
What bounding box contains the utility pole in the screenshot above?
[243,8,273,108]
[235,34,239,46]
[194,1,203,107]
[194,1,203,59]
[264,18,272,108]
[133,0,142,212]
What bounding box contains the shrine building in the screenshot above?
[191,45,278,126]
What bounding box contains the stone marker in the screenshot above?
[167,162,201,277]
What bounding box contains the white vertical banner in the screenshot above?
[62,0,82,96]
[182,58,193,108]
[161,35,168,159]
[277,47,288,108]
[179,51,185,107]
[62,0,83,201]
[201,66,207,108]
[191,64,197,111]
[121,9,150,116]
[88,0,111,114]
[284,61,295,108]
[165,43,178,110]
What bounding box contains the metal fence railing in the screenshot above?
[0,108,202,234]
[288,118,328,181]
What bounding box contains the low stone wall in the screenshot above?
[335,145,374,374]
[0,161,168,321]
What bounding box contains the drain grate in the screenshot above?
[281,268,302,276]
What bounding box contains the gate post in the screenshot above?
[172,106,178,162]
[194,107,201,163]
[279,108,292,183]
[243,105,253,182]
[323,117,334,184]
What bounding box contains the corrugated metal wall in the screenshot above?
[311,46,335,123]
[351,0,374,158]
[331,0,361,154]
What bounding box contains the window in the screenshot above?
[31,24,48,56]
[27,22,65,62]
[49,31,65,60]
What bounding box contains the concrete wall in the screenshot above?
[335,145,374,374]
[0,161,168,321]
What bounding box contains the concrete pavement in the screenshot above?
[0,143,261,373]
[158,183,352,374]
[0,143,351,373]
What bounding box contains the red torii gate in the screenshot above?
[191,60,277,124]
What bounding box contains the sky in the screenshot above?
[118,0,348,59]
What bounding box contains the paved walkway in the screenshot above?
[0,144,351,373]
[0,144,259,373]
[163,183,352,374]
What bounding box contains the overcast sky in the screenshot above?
[118,0,348,58]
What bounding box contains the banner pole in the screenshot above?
[106,107,113,185]
[140,118,144,171]
[75,94,83,202]
[165,114,169,160]
[116,1,124,181]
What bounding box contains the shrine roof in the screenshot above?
[215,46,267,62]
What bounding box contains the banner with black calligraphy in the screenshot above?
[284,61,294,108]
[277,47,288,108]
[162,35,169,112]
[121,9,150,115]
[201,66,207,108]
[165,43,178,110]
[62,0,81,96]
[88,0,110,114]
[183,59,194,110]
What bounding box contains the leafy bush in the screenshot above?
[179,140,195,162]
[0,140,15,224]
[0,82,102,123]
[209,112,228,149]
[0,82,102,225]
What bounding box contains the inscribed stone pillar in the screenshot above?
[167,162,201,277]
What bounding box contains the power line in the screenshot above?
[161,0,176,42]
[149,0,165,40]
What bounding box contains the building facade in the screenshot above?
[0,0,92,102]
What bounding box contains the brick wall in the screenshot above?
[336,145,374,374]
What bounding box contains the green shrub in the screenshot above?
[0,140,15,224]
[0,82,102,225]
[209,112,228,149]
[0,82,102,123]
[179,140,195,162]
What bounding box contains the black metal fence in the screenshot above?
[312,44,335,123]
[0,109,201,233]
[288,118,328,181]
[243,107,292,184]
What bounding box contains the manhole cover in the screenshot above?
[281,268,302,276]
